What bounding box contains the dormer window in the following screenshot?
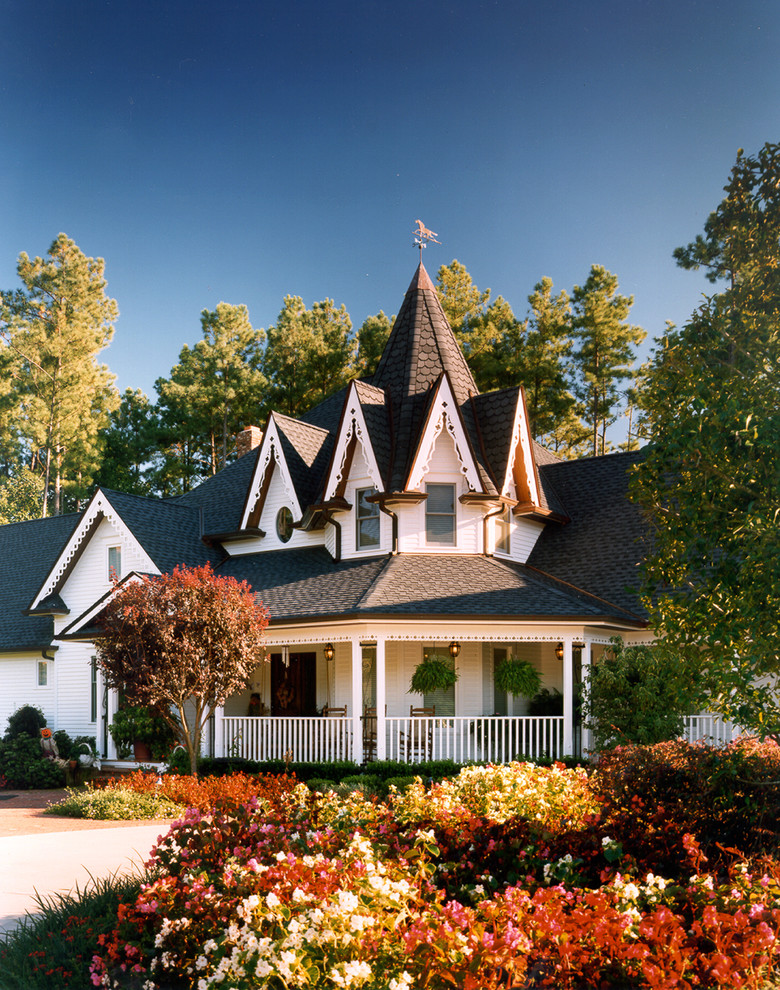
[108,546,121,582]
[495,506,511,555]
[356,487,380,550]
[425,483,456,545]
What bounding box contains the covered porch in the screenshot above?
[214,618,624,764]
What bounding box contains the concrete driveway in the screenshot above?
[0,823,167,934]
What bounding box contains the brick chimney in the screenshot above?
[236,425,262,458]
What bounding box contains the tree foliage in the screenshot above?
[583,637,703,751]
[263,296,355,417]
[355,311,393,378]
[94,563,268,774]
[0,234,119,515]
[93,389,161,496]
[571,265,645,457]
[633,142,780,739]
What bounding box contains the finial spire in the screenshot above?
[413,219,440,261]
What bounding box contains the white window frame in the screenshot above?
[495,506,511,555]
[37,659,49,687]
[108,545,122,582]
[425,482,456,546]
[356,487,380,551]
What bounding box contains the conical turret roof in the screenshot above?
[371,263,478,405]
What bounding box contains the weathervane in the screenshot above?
[414,219,440,260]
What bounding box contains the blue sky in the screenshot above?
[2,0,779,414]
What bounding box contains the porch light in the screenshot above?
[448,641,461,659]
[555,642,564,662]
[324,643,335,662]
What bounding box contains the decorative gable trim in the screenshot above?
[58,571,150,640]
[504,390,542,508]
[27,490,156,612]
[406,374,482,492]
[240,415,301,529]
[323,382,383,500]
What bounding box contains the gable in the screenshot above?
[324,382,383,500]
[28,490,157,613]
[406,374,482,492]
[241,415,303,529]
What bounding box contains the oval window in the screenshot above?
[276,506,293,543]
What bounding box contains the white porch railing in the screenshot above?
[384,715,564,764]
[683,714,739,747]
[221,716,354,763]
[220,715,564,765]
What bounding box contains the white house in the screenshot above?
[1,263,659,765]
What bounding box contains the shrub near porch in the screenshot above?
[87,752,780,990]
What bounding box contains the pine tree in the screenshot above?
[0,234,119,516]
[355,311,393,378]
[263,296,355,416]
[93,388,161,496]
[570,265,645,457]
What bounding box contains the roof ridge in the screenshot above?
[520,560,646,622]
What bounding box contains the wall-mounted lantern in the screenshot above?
[555,642,564,662]
[324,643,335,662]
[448,641,461,659]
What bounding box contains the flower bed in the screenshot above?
[87,759,780,989]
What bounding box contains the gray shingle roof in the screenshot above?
[100,490,222,574]
[174,449,261,534]
[217,547,643,625]
[272,414,334,510]
[528,450,648,618]
[0,513,79,652]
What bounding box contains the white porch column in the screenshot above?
[351,637,364,764]
[563,638,574,757]
[376,637,387,761]
[580,641,592,757]
[106,686,119,760]
[213,704,225,758]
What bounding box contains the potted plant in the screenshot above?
[410,655,458,694]
[494,656,541,699]
[109,704,176,762]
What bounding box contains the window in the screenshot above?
[37,660,48,687]
[425,483,456,545]
[276,506,293,543]
[108,545,121,582]
[495,506,511,554]
[422,645,455,716]
[356,487,380,550]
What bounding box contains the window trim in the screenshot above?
[108,545,122,582]
[494,506,511,555]
[425,482,457,546]
[37,659,49,688]
[356,486,380,551]
[275,506,294,543]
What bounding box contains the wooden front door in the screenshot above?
[270,652,317,716]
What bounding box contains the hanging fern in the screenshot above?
[410,656,458,694]
[494,656,541,698]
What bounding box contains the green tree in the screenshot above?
[93,389,161,496]
[0,468,45,524]
[501,277,577,443]
[355,311,393,378]
[583,637,703,751]
[633,142,780,739]
[0,234,119,516]
[435,260,517,391]
[95,563,268,775]
[571,265,645,456]
[263,296,355,416]
[155,302,266,486]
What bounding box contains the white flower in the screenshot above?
[266,891,281,908]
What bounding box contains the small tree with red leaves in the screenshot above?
[95,563,267,775]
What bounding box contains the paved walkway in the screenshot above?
[0,790,175,935]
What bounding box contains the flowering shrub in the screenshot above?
[87,761,780,989]
[596,738,780,867]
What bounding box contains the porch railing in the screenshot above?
[220,715,563,764]
[683,714,739,747]
[220,716,354,763]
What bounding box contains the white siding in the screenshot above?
[257,469,322,551]
[0,655,57,735]
[492,517,545,565]
[397,430,482,554]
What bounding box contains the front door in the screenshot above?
[270,652,317,716]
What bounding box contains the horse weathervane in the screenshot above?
[413,219,440,261]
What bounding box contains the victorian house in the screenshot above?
[0,263,657,764]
